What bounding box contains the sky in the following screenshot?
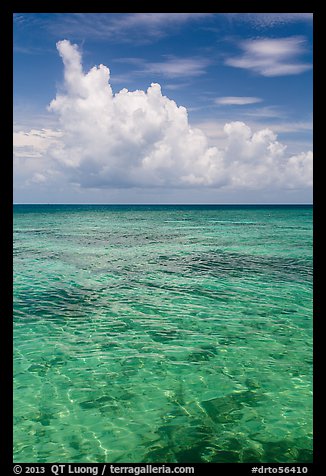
[13,13,313,204]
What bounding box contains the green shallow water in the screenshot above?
[13,205,313,463]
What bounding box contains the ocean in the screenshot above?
[13,205,313,463]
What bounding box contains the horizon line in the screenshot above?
[13,202,313,206]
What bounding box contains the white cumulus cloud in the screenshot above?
[14,40,312,195]
[13,128,62,157]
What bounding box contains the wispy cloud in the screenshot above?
[14,45,36,54]
[43,13,212,43]
[140,57,211,78]
[113,55,212,79]
[14,44,55,55]
[227,13,313,28]
[226,36,312,77]
[110,13,211,29]
[163,82,191,91]
[270,121,313,134]
[240,105,285,119]
[215,96,262,105]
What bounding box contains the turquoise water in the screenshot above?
[13,205,313,463]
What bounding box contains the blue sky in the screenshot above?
[13,13,313,203]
